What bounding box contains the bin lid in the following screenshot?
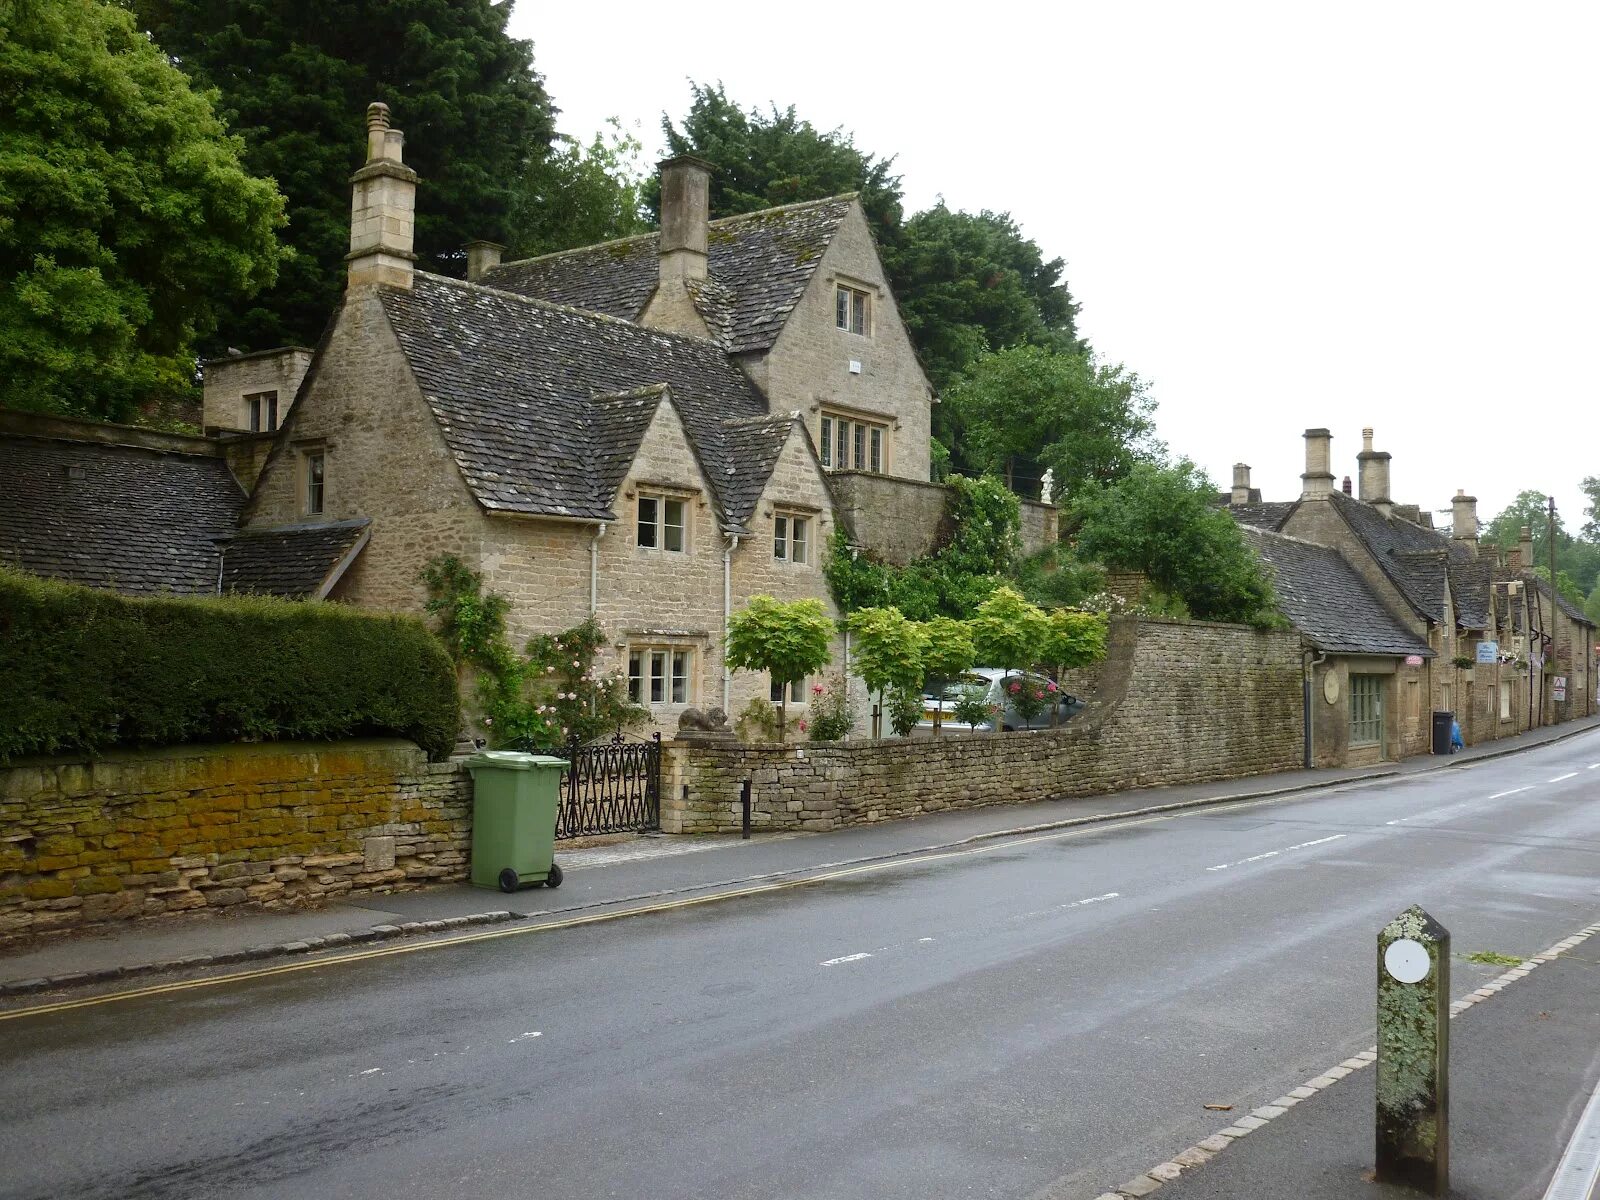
[464,750,569,771]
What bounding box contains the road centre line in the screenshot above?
[1550,772,1579,783]
[1206,834,1344,871]
[1490,786,1535,799]
[820,953,873,966]
[0,765,1563,1023]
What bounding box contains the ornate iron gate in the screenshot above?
[557,732,661,838]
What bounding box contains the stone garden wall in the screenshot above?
[660,617,1306,834]
[0,739,471,940]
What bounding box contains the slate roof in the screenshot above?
[483,196,857,355]
[1447,546,1494,629]
[1523,572,1595,627]
[219,519,370,599]
[1227,501,1297,531]
[0,434,243,595]
[1328,491,1457,623]
[1243,528,1433,657]
[377,273,790,533]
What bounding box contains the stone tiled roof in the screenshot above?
[0,433,243,595]
[483,196,856,355]
[1523,572,1596,627]
[378,273,783,533]
[1329,491,1457,623]
[1244,528,1432,657]
[1226,501,1297,531]
[1447,546,1494,629]
[219,519,370,599]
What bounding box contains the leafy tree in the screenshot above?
[1484,490,1566,553]
[1583,476,1600,542]
[1586,582,1600,626]
[509,120,650,257]
[967,586,1050,675]
[917,615,975,736]
[1530,566,1586,607]
[655,81,903,241]
[1040,608,1107,724]
[942,345,1162,502]
[1073,460,1281,626]
[724,596,834,738]
[846,606,927,737]
[882,203,1082,394]
[0,0,285,421]
[1013,544,1105,611]
[133,0,556,349]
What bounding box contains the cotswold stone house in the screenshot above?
[1228,427,1595,762]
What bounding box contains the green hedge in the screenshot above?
[0,568,460,762]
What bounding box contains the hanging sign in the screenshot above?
[1475,641,1498,664]
[1405,655,1424,666]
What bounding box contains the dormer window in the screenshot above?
[835,285,870,336]
[637,493,687,553]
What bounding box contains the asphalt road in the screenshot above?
[4,730,1599,1200]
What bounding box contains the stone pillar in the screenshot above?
[1230,463,1252,505]
[1301,428,1335,499]
[1451,490,1478,555]
[658,155,713,285]
[1376,905,1450,1195]
[464,240,504,283]
[347,102,418,289]
[1357,427,1393,514]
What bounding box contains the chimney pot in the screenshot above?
[1301,428,1335,499]
[1342,475,1352,495]
[1230,462,1251,505]
[464,240,505,283]
[1362,426,1374,452]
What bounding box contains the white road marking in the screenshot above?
[358,1068,382,1076]
[820,952,873,966]
[1550,772,1579,783]
[917,937,935,943]
[1208,834,1344,872]
[1589,763,1600,770]
[1490,787,1534,799]
[1014,892,1123,919]
[508,1031,542,1044]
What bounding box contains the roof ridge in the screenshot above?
[592,383,671,403]
[708,193,858,227]
[721,412,794,428]
[403,272,732,354]
[1243,526,1340,553]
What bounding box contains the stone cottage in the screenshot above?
[1228,427,1595,761]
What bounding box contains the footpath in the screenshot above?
[2,713,1596,997]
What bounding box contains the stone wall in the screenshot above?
[830,470,1059,566]
[661,617,1305,833]
[201,347,314,434]
[0,740,471,940]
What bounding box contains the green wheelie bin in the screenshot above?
[466,751,568,892]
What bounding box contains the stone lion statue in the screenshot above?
[677,706,730,733]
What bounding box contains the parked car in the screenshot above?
[917,667,1084,733]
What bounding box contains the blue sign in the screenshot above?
[1475,641,1499,664]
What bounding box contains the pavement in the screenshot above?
[2,713,1596,994]
[3,722,1599,1199]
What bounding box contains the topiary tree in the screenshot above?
[918,615,975,736]
[967,586,1051,733]
[847,606,928,738]
[724,596,835,739]
[1040,608,1108,724]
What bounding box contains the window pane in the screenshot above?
[790,678,805,703]
[869,427,882,473]
[628,651,643,703]
[638,496,658,548]
[836,421,848,468]
[773,515,787,560]
[664,499,684,552]
[306,453,324,514]
[851,291,866,334]
[671,651,689,703]
[836,286,848,329]
[248,395,261,432]
[853,424,865,469]
[266,393,279,432]
[792,517,808,564]
[770,676,784,703]
[819,417,832,467]
[650,651,667,703]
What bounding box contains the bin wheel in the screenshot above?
[497,867,520,894]
[545,861,564,889]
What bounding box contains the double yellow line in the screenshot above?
[2,788,1317,1023]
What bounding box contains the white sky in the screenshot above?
[510,2,1598,528]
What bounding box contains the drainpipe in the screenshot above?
[588,522,607,616]
[722,533,740,711]
[1302,647,1327,769]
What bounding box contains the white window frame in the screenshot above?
[628,645,693,706]
[835,284,870,335]
[302,448,325,516]
[773,512,811,564]
[637,493,687,553]
[770,675,806,705]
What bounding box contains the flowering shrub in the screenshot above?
[1003,673,1052,724]
[807,674,857,741]
[951,685,1000,730]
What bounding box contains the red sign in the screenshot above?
[1405,655,1424,666]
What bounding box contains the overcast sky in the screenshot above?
[511,2,1597,530]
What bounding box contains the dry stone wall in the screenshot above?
[661,618,1305,833]
[0,740,470,940]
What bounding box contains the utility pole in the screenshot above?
[1549,495,1559,728]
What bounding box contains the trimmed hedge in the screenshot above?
[0,568,460,762]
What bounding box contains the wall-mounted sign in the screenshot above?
[1553,677,1567,702]
[1475,641,1499,664]
[1405,654,1424,666]
[1323,672,1340,704]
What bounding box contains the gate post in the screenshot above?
[1375,905,1450,1194]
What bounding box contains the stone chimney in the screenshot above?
[347,102,418,289]
[1518,524,1533,572]
[1356,427,1393,514]
[659,155,713,286]
[1451,489,1479,555]
[464,240,504,283]
[1301,428,1335,499]
[1230,463,1252,505]
[1342,475,1353,495]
